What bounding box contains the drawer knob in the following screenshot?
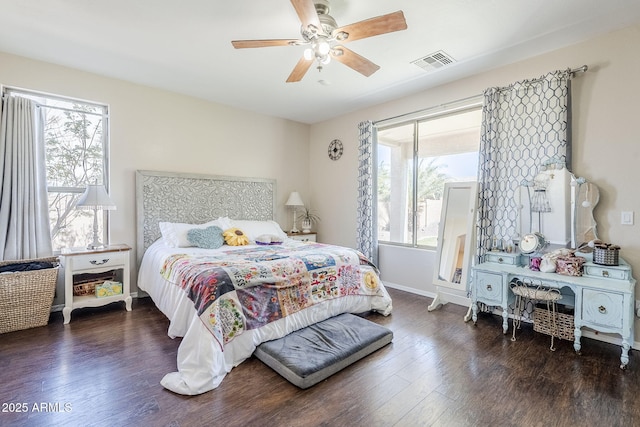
[602,270,609,277]
[486,284,492,291]
[498,257,504,263]
[90,258,110,265]
[598,305,607,314]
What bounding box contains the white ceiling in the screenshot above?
[1,0,639,124]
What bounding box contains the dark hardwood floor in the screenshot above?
[1,287,638,427]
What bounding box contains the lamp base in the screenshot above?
[86,243,107,250]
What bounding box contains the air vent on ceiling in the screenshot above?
[411,50,455,71]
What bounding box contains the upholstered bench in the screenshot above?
[254,313,393,389]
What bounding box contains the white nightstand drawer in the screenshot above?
[287,232,317,242]
[72,251,127,271]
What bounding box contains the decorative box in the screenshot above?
[95,280,123,298]
[593,246,619,266]
[555,256,585,277]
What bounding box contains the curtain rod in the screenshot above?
[374,94,483,127]
[569,65,588,75]
[373,65,588,127]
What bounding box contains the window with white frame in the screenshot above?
[376,102,482,248]
[3,87,110,252]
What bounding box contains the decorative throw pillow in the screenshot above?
[187,226,224,249]
[159,218,229,247]
[227,219,287,241]
[223,228,249,246]
[255,234,284,245]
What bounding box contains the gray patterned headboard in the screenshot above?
[136,170,276,264]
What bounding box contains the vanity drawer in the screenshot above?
[484,252,521,266]
[583,263,631,281]
[71,251,127,271]
[581,289,624,329]
[475,271,504,305]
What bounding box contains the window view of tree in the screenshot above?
[376,106,481,248]
[5,88,109,251]
[45,103,107,250]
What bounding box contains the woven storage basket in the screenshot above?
[533,307,574,341]
[593,247,619,266]
[0,257,59,334]
[73,271,116,296]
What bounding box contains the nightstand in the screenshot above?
[60,244,132,324]
[287,232,317,242]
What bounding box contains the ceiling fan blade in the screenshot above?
[333,10,407,43]
[286,57,314,82]
[290,0,321,31]
[331,46,380,77]
[231,39,300,49]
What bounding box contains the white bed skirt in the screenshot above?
[138,240,393,395]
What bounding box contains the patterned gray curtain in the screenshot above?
[357,120,377,263]
[476,70,572,260]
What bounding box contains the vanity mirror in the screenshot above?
[572,180,599,250]
[428,181,477,312]
[516,164,599,252]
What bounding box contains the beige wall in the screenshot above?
[309,24,640,308]
[1,23,639,337]
[0,51,311,304]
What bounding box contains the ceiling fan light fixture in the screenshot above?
[316,39,330,55]
[304,48,314,60]
[231,0,408,82]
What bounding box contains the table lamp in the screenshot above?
[285,191,305,233]
[76,184,116,249]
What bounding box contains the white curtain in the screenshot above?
[476,70,572,260]
[0,95,53,260]
[357,120,377,264]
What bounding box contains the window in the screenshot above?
[3,87,110,252]
[376,102,481,248]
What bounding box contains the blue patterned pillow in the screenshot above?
[187,225,224,249]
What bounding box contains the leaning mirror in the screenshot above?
[428,181,477,311]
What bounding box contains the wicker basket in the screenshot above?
[533,306,574,341]
[72,271,116,297]
[0,257,59,334]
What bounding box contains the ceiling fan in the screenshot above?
[231,0,408,82]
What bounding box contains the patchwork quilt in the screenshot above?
[160,243,384,349]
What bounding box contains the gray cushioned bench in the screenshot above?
[254,313,393,389]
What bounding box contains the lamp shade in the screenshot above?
[76,184,117,210]
[285,191,304,207]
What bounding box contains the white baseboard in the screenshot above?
[382,281,640,351]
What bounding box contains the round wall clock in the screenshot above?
[328,139,343,161]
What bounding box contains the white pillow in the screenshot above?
[159,217,230,247]
[227,219,287,242]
